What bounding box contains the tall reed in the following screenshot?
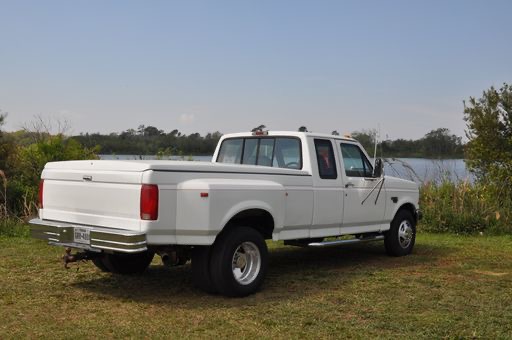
[420,179,511,234]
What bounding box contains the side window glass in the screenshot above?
[217,138,243,164]
[362,156,374,177]
[257,139,274,166]
[273,138,302,169]
[242,139,258,165]
[340,143,373,177]
[314,139,337,179]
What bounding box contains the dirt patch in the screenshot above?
[473,270,509,277]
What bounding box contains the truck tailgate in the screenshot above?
[40,168,143,231]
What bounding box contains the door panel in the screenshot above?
[337,143,386,227]
[310,138,343,237]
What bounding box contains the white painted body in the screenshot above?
[39,131,420,247]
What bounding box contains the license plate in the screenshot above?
[74,227,90,244]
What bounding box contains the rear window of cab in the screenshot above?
[216,137,303,170]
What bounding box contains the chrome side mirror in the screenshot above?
[373,158,384,178]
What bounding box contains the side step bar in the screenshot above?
[308,235,385,247]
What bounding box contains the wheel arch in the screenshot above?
[393,202,418,224]
[219,207,275,240]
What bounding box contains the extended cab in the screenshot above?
[30,131,421,296]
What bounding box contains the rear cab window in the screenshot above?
[217,137,302,170]
[314,139,337,179]
[216,139,243,164]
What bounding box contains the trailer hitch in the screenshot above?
[62,247,91,270]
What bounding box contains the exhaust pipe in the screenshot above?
[159,250,189,266]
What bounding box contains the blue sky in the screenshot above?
[1,0,511,139]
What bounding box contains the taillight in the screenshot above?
[38,179,44,209]
[140,184,159,220]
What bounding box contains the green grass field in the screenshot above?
[1,232,511,338]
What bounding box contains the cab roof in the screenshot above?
[221,130,357,142]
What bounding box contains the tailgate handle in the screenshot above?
[83,175,93,181]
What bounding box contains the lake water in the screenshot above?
[99,154,471,184]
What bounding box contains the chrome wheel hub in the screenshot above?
[231,241,261,285]
[398,220,413,248]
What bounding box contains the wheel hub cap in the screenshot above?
[231,241,261,285]
[398,220,413,248]
[235,253,247,269]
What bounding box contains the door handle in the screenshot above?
[345,182,354,188]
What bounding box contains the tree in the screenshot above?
[464,83,512,188]
[351,129,377,154]
[0,111,5,129]
[331,130,339,136]
[0,110,8,163]
[420,128,462,158]
[298,126,308,132]
[144,126,163,137]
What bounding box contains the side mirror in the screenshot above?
[373,158,384,178]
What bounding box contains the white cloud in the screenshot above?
[179,113,195,124]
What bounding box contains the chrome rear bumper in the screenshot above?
[29,218,147,253]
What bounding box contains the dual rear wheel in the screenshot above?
[89,226,269,297]
[192,226,268,297]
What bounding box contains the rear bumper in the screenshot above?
[29,218,147,253]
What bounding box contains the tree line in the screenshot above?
[352,128,464,158]
[254,124,464,159]
[72,124,464,158]
[73,125,222,156]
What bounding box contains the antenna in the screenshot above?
[372,124,380,176]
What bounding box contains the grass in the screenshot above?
[1,231,511,338]
[0,218,29,238]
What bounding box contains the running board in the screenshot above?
[307,235,385,247]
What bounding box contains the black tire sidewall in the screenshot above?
[385,210,416,257]
[210,227,268,297]
[91,256,111,272]
[103,251,154,274]
[191,246,218,294]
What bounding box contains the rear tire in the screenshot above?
[103,251,154,274]
[191,246,217,294]
[210,227,268,297]
[91,257,110,272]
[385,210,416,257]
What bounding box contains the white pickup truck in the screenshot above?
[30,130,421,297]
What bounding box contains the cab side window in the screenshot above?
[314,139,337,179]
[217,138,243,164]
[340,143,373,177]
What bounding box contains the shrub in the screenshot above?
[3,134,99,217]
[419,180,511,234]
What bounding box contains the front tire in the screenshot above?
[385,210,416,257]
[102,251,154,274]
[210,227,268,297]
